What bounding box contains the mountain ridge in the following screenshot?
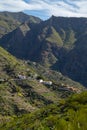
[0,12,87,86]
[0,12,87,129]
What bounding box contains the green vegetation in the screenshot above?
[0,91,87,130]
[0,12,87,130]
[0,46,80,118]
[1,14,87,87]
[46,27,63,46]
[28,61,84,90]
[63,29,76,48]
[0,13,20,37]
[0,11,41,23]
[0,11,41,38]
[0,46,84,119]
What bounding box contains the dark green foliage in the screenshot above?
[0,13,87,130]
[0,46,80,118]
[0,91,87,130]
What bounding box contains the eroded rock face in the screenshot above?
[0,13,87,85]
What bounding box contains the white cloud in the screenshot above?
[0,0,30,12]
[0,0,87,18]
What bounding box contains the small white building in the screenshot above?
[18,74,26,80]
[39,79,44,83]
[39,79,52,85]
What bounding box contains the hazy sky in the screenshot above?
[0,0,87,20]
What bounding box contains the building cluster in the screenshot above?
[39,79,52,85]
[17,72,53,86]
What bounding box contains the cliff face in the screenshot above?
[0,11,41,38]
[0,13,87,85]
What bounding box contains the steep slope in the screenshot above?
[0,46,83,118]
[1,15,87,86]
[0,23,31,58]
[0,47,57,116]
[0,13,20,38]
[0,91,87,130]
[60,33,87,86]
[0,11,41,38]
[0,11,41,24]
[0,46,85,117]
[1,16,87,62]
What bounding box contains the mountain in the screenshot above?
[0,12,20,38]
[0,11,41,23]
[0,12,87,130]
[0,11,41,38]
[0,15,87,86]
[0,46,84,119]
[0,46,58,116]
[59,33,87,86]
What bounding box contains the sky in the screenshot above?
[0,0,87,20]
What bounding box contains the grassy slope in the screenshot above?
[0,91,87,130]
[0,47,84,118]
[0,11,41,38]
[46,27,63,46]
[0,14,20,37]
[0,47,67,117]
[0,11,41,23]
[28,61,84,90]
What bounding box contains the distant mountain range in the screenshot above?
[0,12,87,86]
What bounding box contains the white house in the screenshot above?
[39,79,52,85]
[18,74,26,80]
[39,79,44,83]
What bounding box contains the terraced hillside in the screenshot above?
[0,46,57,116]
[0,46,84,118]
[0,12,87,130]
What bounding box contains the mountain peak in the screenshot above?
[0,11,41,23]
[0,13,87,86]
